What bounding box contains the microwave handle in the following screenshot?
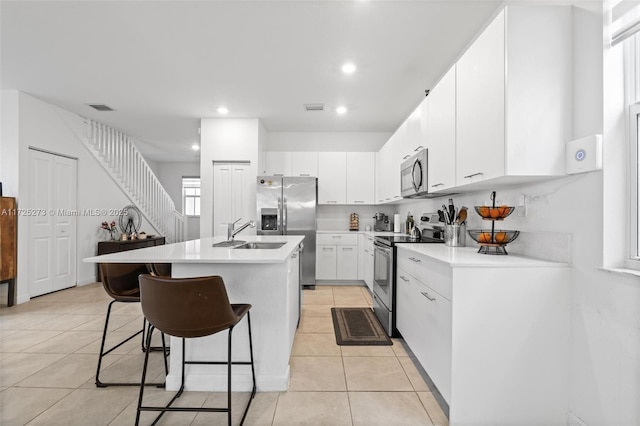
[411,159,422,192]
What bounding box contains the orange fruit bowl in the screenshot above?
[467,229,520,245]
[474,206,515,220]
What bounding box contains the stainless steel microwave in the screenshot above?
[401,149,428,198]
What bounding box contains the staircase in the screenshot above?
[83,119,184,243]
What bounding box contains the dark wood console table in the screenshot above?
[0,197,17,306]
[96,236,165,281]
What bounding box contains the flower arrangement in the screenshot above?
[101,220,117,240]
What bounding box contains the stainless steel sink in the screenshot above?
[233,242,287,250]
[212,240,245,248]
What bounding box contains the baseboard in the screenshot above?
[77,276,97,286]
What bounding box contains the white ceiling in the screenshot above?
[1,0,502,162]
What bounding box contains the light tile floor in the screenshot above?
[0,283,448,425]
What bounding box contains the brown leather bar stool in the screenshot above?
[145,263,171,277]
[136,274,256,426]
[96,263,168,387]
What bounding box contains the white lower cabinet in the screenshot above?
[396,265,451,402]
[336,246,358,280]
[395,246,570,425]
[315,233,359,280]
[361,235,374,291]
[316,245,337,280]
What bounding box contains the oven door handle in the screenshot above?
[374,243,392,255]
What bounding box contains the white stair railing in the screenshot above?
[83,119,184,243]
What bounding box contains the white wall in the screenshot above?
[266,132,391,152]
[155,162,200,240]
[2,92,149,302]
[199,118,262,238]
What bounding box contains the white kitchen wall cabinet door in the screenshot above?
[291,152,318,177]
[427,65,457,193]
[28,149,77,297]
[264,152,292,176]
[455,6,571,189]
[456,10,505,185]
[346,152,375,204]
[318,152,346,204]
[213,163,252,237]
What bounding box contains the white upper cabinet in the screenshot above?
[427,65,456,193]
[291,152,318,177]
[399,101,427,162]
[376,129,403,204]
[456,6,571,188]
[318,152,347,204]
[264,152,292,176]
[346,152,375,204]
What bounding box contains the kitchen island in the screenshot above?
[84,235,304,392]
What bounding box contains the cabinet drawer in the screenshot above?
[397,251,452,301]
[317,233,359,245]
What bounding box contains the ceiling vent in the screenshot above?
[303,103,324,112]
[86,103,116,112]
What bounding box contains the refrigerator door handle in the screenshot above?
[283,197,288,233]
[278,197,283,233]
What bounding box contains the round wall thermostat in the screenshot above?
[575,149,586,161]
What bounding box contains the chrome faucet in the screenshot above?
[227,218,256,241]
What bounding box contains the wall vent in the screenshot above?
[303,103,324,111]
[86,103,116,112]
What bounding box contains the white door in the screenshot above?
[213,163,252,237]
[28,149,77,297]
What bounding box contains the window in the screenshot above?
[182,177,200,217]
[625,32,640,267]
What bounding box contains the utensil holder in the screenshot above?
[444,223,466,247]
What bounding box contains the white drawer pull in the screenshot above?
[399,275,409,282]
[342,247,354,251]
[409,257,421,263]
[332,235,342,238]
[323,247,334,252]
[421,292,436,301]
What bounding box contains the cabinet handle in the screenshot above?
[332,235,342,238]
[323,247,334,251]
[402,155,411,160]
[431,183,444,188]
[274,173,284,176]
[299,174,310,176]
[421,291,436,301]
[385,197,391,201]
[342,247,354,251]
[353,201,365,204]
[414,145,424,152]
[463,172,483,179]
[399,275,409,282]
[327,200,337,204]
[409,257,421,263]
[292,254,297,258]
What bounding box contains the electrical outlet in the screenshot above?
[516,194,527,217]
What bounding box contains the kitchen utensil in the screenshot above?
[442,204,451,224]
[437,210,445,223]
[448,198,455,223]
[457,208,467,224]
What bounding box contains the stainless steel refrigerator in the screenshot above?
[256,176,316,287]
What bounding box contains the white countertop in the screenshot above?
[397,244,568,268]
[84,235,304,264]
[317,230,403,237]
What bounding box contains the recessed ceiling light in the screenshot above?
[191,144,200,151]
[341,63,356,74]
[336,106,348,114]
[217,106,229,114]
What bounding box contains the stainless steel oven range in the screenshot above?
[372,231,444,336]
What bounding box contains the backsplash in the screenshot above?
[316,205,395,232]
